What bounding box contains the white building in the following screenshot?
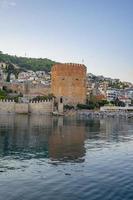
[36,71,46,78]
[18,71,37,82]
[106,89,119,101]
[125,89,133,100]
[118,96,131,106]
[10,73,16,83]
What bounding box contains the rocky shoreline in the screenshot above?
[78,110,133,119]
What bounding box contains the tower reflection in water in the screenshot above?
[0,115,86,163]
[49,117,85,162]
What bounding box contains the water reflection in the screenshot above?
[0,115,86,162]
[1,116,133,200]
[49,117,85,162]
[0,115,133,162]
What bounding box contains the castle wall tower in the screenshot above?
[51,63,87,105]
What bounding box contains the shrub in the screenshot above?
[77,104,95,110]
[64,105,74,110]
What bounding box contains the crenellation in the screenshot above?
[51,63,87,105]
[0,100,53,114]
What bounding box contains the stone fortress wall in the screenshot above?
[0,82,51,96]
[0,99,53,114]
[51,63,87,105]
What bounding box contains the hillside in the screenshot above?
[0,51,57,72]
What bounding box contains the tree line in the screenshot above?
[0,51,57,72]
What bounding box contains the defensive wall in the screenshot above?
[0,82,51,96]
[0,99,53,114]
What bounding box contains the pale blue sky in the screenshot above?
[0,0,133,82]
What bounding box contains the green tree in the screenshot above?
[0,89,7,100]
[0,51,57,72]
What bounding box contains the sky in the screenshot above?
[0,0,133,82]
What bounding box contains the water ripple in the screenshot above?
[0,116,133,199]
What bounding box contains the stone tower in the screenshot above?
[51,63,87,105]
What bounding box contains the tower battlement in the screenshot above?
[51,63,87,105]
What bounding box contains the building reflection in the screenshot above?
[0,115,132,162]
[0,115,86,162]
[99,118,133,143]
[49,117,86,162]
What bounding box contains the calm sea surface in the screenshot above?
[0,115,133,200]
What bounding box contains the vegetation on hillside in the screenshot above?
[0,51,57,72]
[108,81,129,89]
[4,63,21,82]
[0,89,7,100]
[31,94,55,102]
[0,88,22,102]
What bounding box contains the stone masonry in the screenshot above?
[51,63,87,105]
[0,100,53,114]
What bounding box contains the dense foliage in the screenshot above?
[110,98,126,107]
[77,100,109,110]
[0,51,56,72]
[31,94,54,102]
[4,63,21,82]
[0,88,22,102]
[0,89,7,99]
[108,81,129,89]
[64,105,75,110]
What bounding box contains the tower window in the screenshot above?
[60,97,63,103]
